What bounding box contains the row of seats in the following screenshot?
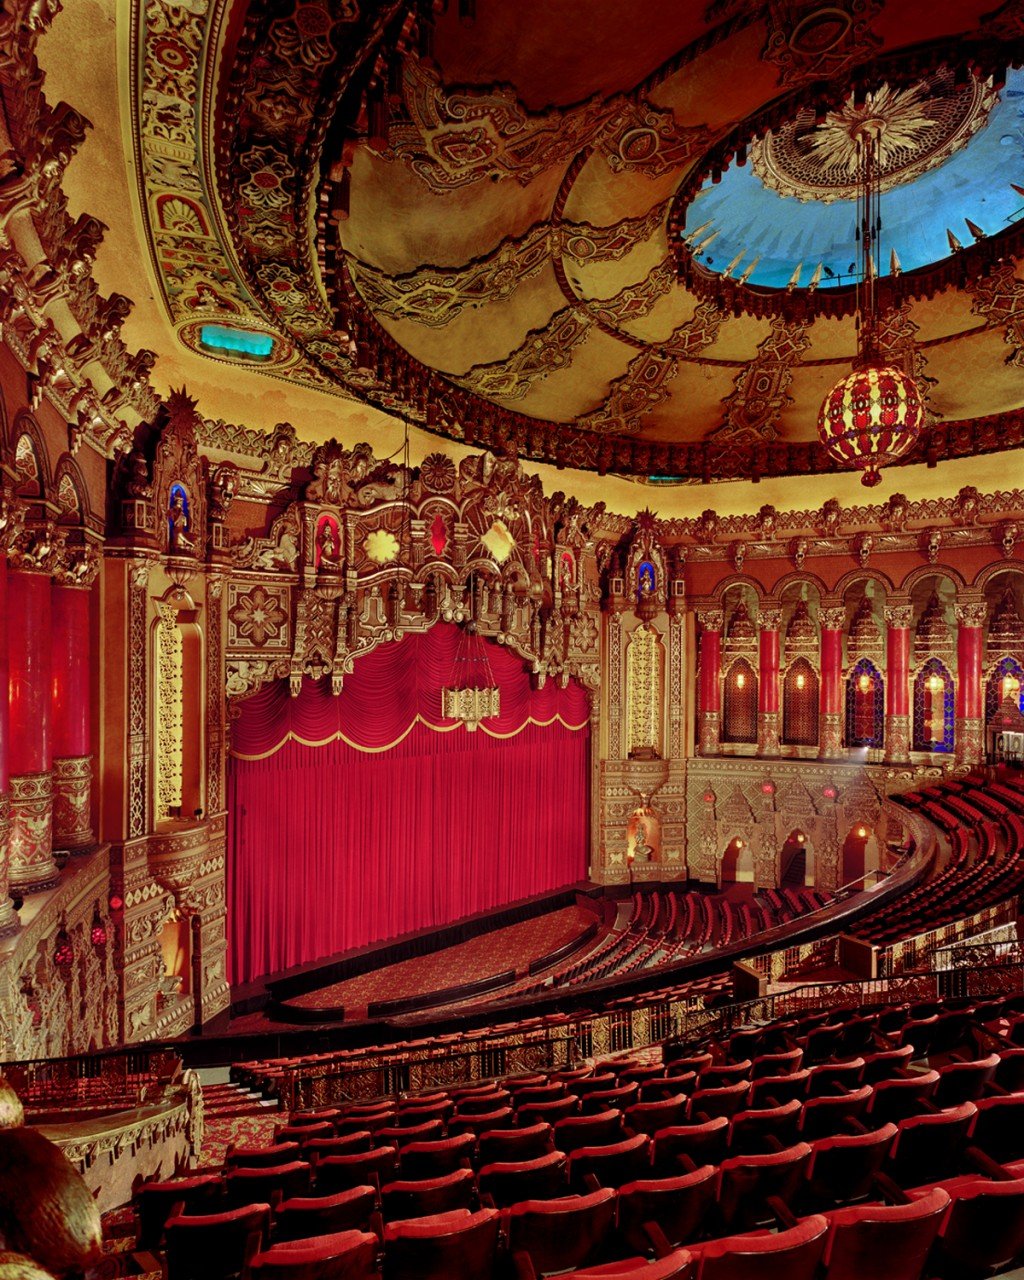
[155,1172,1024,1280]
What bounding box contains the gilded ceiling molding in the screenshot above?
[576,300,725,436]
[454,306,592,401]
[349,200,671,329]
[874,302,939,418]
[589,256,675,329]
[714,317,811,442]
[0,0,158,455]
[762,0,884,87]
[966,261,1024,369]
[384,53,623,193]
[597,101,716,178]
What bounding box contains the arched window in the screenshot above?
[845,659,883,748]
[913,658,954,752]
[986,656,1024,722]
[722,657,757,744]
[782,657,819,746]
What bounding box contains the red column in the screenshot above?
[52,581,94,849]
[8,569,57,892]
[757,609,781,755]
[955,601,986,766]
[697,609,723,755]
[884,604,912,763]
[819,607,845,759]
[0,554,16,933]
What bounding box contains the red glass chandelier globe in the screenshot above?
[817,364,924,487]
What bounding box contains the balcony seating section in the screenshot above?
[142,981,1024,1280]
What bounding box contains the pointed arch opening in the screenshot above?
[783,657,819,746]
[723,657,757,744]
[845,658,884,748]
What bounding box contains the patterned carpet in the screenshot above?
[285,903,600,1017]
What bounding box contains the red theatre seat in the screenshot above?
[381,1207,501,1280]
[273,1186,377,1241]
[165,1204,271,1280]
[568,1134,652,1190]
[398,1133,476,1179]
[652,1118,730,1173]
[803,1125,897,1209]
[504,1188,617,1275]
[478,1149,568,1208]
[555,1110,625,1153]
[557,1252,693,1279]
[135,1174,222,1250]
[225,1142,302,1169]
[687,1215,828,1280]
[248,1229,378,1280]
[315,1147,397,1195]
[617,1165,717,1252]
[929,1175,1024,1279]
[380,1168,476,1221]
[886,1102,977,1187]
[477,1122,554,1166]
[223,1162,311,1209]
[820,1186,950,1280]
[716,1142,813,1231]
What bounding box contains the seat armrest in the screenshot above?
[767,1195,798,1230]
[370,1209,384,1239]
[584,1173,602,1194]
[480,1193,496,1210]
[514,1249,539,1280]
[843,1118,869,1135]
[643,1219,675,1259]
[872,1172,911,1205]
[965,1145,1016,1181]
[676,1154,697,1174]
[764,1136,784,1153]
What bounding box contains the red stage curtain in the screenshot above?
[226,627,590,984]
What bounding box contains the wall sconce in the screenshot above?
[736,672,746,689]
[927,674,943,694]
[857,673,872,693]
[53,925,73,971]
[795,832,806,844]
[90,903,107,948]
[795,672,806,690]
[856,826,868,838]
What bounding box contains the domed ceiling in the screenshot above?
[115,0,1024,481]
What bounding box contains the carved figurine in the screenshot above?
[316,518,341,571]
[168,489,194,554]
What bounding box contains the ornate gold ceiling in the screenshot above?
[56,0,1024,481]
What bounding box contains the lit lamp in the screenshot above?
[858,672,872,693]
[441,621,500,732]
[817,115,924,487]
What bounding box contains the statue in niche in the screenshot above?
[316,516,341,571]
[168,484,194,554]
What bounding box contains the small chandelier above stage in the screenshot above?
[817,102,925,487]
[441,622,500,732]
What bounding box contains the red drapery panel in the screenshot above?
[227,627,590,984]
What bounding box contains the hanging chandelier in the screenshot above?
[441,619,500,732]
[817,110,924,487]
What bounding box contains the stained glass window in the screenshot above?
[845,658,883,748]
